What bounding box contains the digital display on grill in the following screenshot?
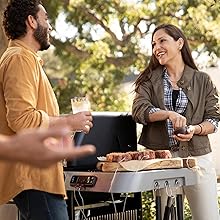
[70,175,97,187]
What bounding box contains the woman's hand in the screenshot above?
[173,125,195,142]
[167,111,187,129]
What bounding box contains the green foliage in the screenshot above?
[142,192,192,220]
[142,193,220,220]
[40,0,220,113]
[142,191,156,219]
[184,199,192,220]
[52,73,129,114]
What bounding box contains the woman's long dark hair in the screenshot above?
[134,24,198,91]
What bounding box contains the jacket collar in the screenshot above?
[150,64,195,86]
[149,64,196,109]
[177,65,195,90]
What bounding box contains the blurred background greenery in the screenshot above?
[1,0,220,114]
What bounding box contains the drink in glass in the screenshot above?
[71,97,91,114]
[63,97,91,167]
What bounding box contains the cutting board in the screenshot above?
[96,157,197,172]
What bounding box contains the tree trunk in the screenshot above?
[0,0,8,57]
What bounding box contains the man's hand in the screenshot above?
[65,111,93,133]
[1,125,96,168]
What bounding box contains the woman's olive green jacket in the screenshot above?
[132,65,220,156]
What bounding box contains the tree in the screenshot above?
[1,1,220,113]
[41,0,220,113]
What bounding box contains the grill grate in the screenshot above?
[83,209,139,220]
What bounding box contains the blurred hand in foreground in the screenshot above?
[0,125,96,168]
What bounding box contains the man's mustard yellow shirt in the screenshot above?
[0,40,66,204]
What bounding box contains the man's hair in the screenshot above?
[3,0,42,40]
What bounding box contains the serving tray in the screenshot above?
[96,157,197,172]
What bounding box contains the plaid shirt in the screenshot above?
[149,69,219,147]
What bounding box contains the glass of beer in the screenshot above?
[63,97,91,167]
[71,97,91,114]
[70,96,91,136]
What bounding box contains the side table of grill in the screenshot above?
[64,168,199,220]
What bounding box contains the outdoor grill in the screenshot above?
[64,112,199,220]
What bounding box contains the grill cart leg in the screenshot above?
[176,194,184,220]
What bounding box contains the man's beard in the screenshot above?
[34,22,50,51]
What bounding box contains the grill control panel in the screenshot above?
[70,175,97,187]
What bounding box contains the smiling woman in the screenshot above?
[132,23,220,220]
[152,28,184,83]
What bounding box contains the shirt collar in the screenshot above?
[8,39,44,66]
[162,67,169,80]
